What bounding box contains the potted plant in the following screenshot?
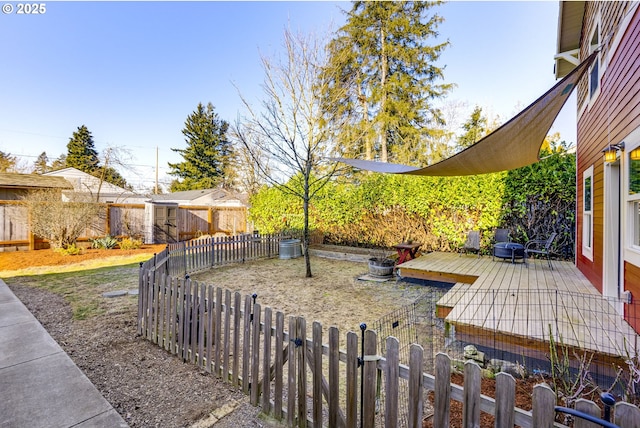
[368,249,395,277]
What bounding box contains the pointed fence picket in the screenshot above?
[137,238,640,428]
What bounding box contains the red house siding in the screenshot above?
[576,8,640,311]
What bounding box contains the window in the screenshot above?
[583,166,594,260]
[629,153,640,248]
[589,23,601,100]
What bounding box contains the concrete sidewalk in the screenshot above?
[0,279,128,428]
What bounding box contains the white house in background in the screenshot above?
[44,167,147,204]
[149,188,248,208]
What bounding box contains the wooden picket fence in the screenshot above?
[137,242,640,427]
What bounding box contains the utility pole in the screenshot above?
[155,146,159,194]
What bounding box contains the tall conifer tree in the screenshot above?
[66,125,99,173]
[169,102,232,191]
[321,1,452,164]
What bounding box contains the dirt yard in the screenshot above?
[2,247,537,427]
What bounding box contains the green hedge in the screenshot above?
[249,148,576,258]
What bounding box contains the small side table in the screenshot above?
[394,242,422,265]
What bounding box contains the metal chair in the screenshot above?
[460,230,481,257]
[524,232,558,269]
[494,228,511,243]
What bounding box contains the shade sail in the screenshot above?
[333,52,596,176]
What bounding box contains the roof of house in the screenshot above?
[0,172,73,189]
[150,188,248,205]
[555,1,586,79]
[44,167,139,196]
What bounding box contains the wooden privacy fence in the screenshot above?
[137,243,640,427]
[0,201,247,250]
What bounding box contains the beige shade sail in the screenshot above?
[333,52,596,176]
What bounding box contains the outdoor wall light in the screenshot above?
[630,147,640,161]
[603,142,625,163]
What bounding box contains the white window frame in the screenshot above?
[583,165,594,261]
[625,135,640,267]
[588,18,602,103]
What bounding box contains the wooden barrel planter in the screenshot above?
[368,257,395,277]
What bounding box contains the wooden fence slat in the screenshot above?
[262,307,273,413]
[384,336,399,428]
[408,344,424,428]
[214,287,223,376]
[312,321,322,428]
[328,327,340,428]
[189,281,198,364]
[223,289,232,382]
[287,316,296,427]
[346,331,358,428]
[206,285,214,372]
[146,264,155,340]
[274,311,285,420]
[463,361,481,428]
[198,282,206,366]
[615,401,640,428]
[434,353,451,427]
[177,278,185,358]
[251,303,261,406]
[495,372,516,428]
[362,329,377,428]
[532,383,556,428]
[574,398,600,428]
[233,292,241,386]
[242,295,252,394]
[169,277,178,355]
[297,317,307,428]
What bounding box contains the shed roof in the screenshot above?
[0,173,73,189]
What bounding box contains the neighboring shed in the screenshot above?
[44,167,147,203]
[0,173,74,251]
[0,172,72,200]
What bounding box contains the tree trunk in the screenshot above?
[303,171,312,278]
[379,23,388,162]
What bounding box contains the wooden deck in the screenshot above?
[398,252,640,359]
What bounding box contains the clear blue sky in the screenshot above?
[0,1,571,191]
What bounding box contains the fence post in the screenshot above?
[408,344,424,428]
[614,401,640,427]
[362,329,377,428]
[434,353,451,427]
[346,331,358,428]
[463,360,481,428]
[532,383,556,428]
[384,336,399,428]
[495,372,515,428]
[312,321,322,428]
[297,316,307,428]
[137,262,145,336]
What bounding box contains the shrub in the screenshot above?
[119,237,142,250]
[90,235,118,250]
[54,244,84,256]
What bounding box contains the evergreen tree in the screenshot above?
[0,151,17,173]
[321,1,452,164]
[51,154,67,171]
[66,125,99,173]
[457,106,488,150]
[169,102,232,191]
[33,151,50,174]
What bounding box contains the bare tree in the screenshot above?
[233,29,348,278]
[22,189,102,249]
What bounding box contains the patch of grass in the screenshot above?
[7,263,142,320]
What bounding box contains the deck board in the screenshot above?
[400,252,639,358]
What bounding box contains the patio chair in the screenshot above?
[494,228,511,244]
[459,230,481,257]
[524,232,558,270]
